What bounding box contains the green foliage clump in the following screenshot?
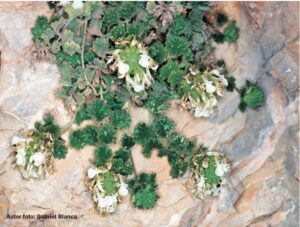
[69,125,98,149]
[133,123,155,145]
[97,123,117,144]
[166,35,189,58]
[74,106,91,125]
[31,16,49,41]
[159,133,196,178]
[223,21,239,43]
[111,149,133,176]
[94,145,112,166]
[34,113,68,159]
[128,173,159,209]
[134,122,162,158]
[86,100,111,122]
[159,62,184,86]
[239,81,264,112]
[121,134,135,150]
[152,116,175,138]
[169,14,192,36]
[53,140,68,159]
[149,43,167,64]
[144,95,170,115]
[111,109,131,129]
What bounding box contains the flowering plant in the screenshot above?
[12,114,67,179]
[108,39,158,93]
[180,67,228,117]
[87,166,129,214]
[189,148,231,199]
[12,133,54,179]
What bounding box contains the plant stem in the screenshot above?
[81,19,98,96]
[129,149,137,177]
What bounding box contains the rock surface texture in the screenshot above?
[0,2,299,227]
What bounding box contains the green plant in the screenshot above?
[12,113,68,179]
[94,145,112,166]
[111,149,133,176]
[152,116,175,138]
[97,123,117,144]
[128,173,159,209]
[69,125,98,149]
[29,1,236,214]
[111,109,131,129]
[239,81,264,112]
[223,21,239,43]
[86,100,111,122]
[121,134,135,150]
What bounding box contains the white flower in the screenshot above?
[197,176,205,189]
[72,0,83,9]
[16,148,26,166]
[194,108,210,118]
[127,77,145,92]
[29,152,44,167]
[133,84,144,92]
[118,62,130,75]
[205,81,216,93]
[105,195,117,206]
[60,0,69,6]
[88,167,99,179]
[118,184,129,197]
[98,197,106,208]
[12,135,26,145]
[139,54,150,68]
[215,163,230,177]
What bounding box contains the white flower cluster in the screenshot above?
[60,0,83,9]
[181,68,228,118]
[190,151,231,199]
[107,39,158,93]
[12,135,52,179]
[87,167,129,214]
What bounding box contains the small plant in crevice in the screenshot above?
[239,80,265,112]
[211,11,239,44]
[12,113,67,179]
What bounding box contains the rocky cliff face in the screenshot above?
[0,2,299,227]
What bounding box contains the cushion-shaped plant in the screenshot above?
[12,133,54,179]
[12,113,67,179]
[189,148,231,199]
[107,38,158,93]
[87,167,129,214]
[128,173,159,209]
[239,80,264,112]
[179,67,228,117]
